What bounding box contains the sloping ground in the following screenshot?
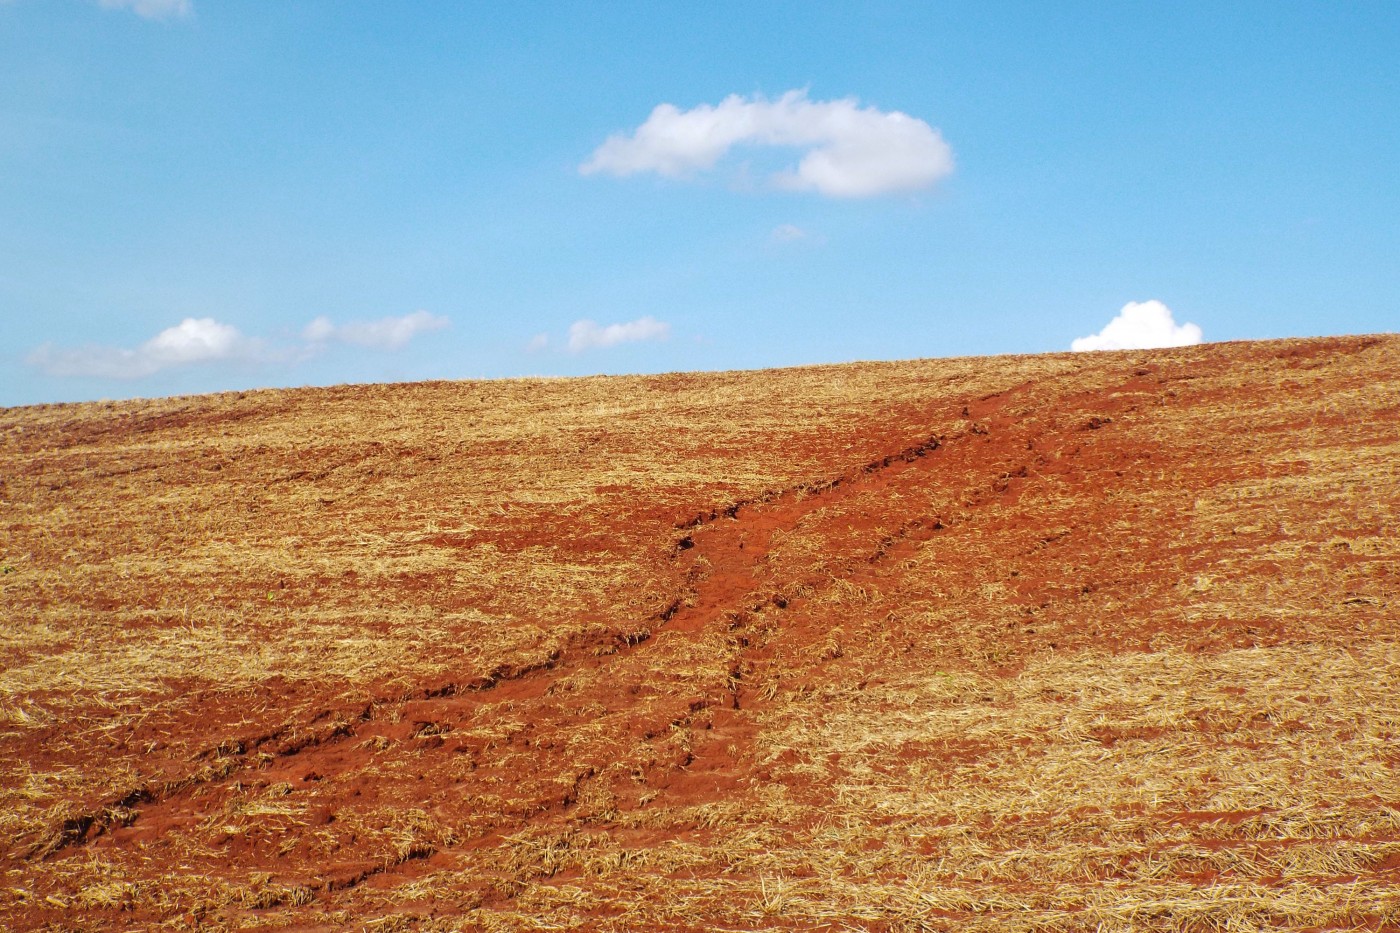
[2,334,1398,931]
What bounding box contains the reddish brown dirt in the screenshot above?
[2,335,1399,930]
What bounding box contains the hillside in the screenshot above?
[2,334,1399,931]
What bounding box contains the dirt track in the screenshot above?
[3,335,1399,930]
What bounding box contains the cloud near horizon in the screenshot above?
[28,310,449,380]
[1072,301,1204,352]
[567,316,670,353]
[27,317,255,379]
[97,0,193,20]
[581,90,953,198]
[303,310,448,351]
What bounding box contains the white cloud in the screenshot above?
[97,0,192,20]
[27,317,256,379]
[770,223,807,243]
[302,316,336,343]
[525,332,550,353]
[1071,300,1204,352]
[29,309,451,381]
[143,316,243,362]
[567,316,670,353]
[581,90,953,198]
[303,310,448,350]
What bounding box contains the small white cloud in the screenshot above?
[29,309,452,381]
[27,317,256,379]
[302,315,335,343]
[525,332,550,353]
[303,310,449,350]
[97,0,192,20]
[567,316,670,353]
[581,90,953,198]
[1071,300,1204,352]
[770,223,807,243]
[143,316,243,363]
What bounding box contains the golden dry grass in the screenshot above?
[1,334,1398,930]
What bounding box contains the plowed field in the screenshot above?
[3,334,1399,931]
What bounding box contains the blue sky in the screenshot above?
[2,1,1397,406]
